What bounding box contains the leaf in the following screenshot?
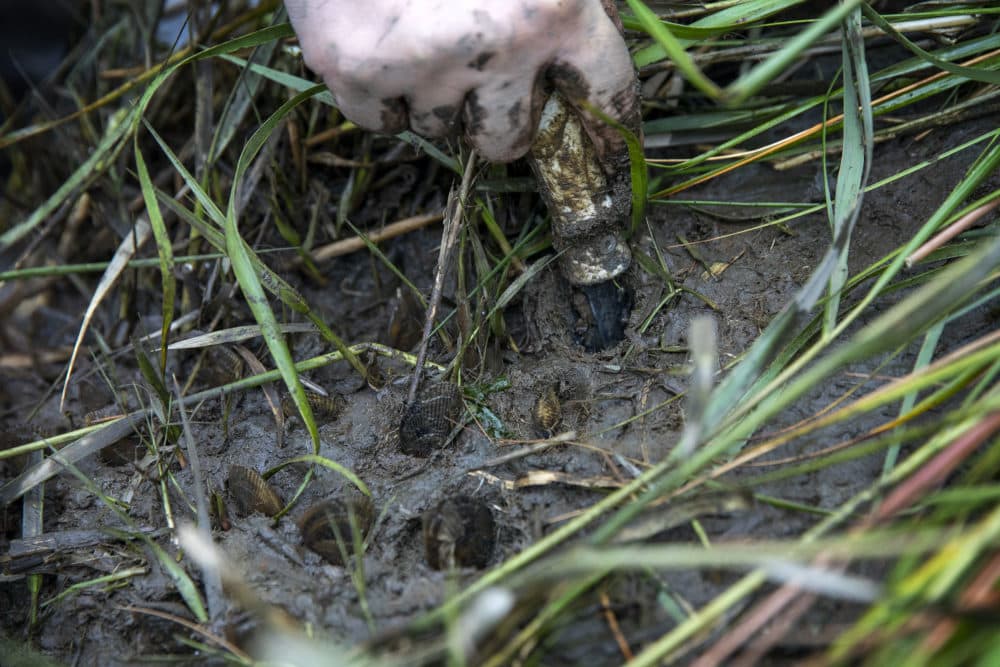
[631,0,809,68]
[145,539,209,623]
[822,5,873,336]
[222,88,324,452]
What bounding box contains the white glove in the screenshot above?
[285,0,639,169]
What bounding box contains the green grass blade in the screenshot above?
[135,141,176,372]
[266,454,370,498]
[882,321,944,477]
[217,52,337,105]
[133,336,171,413]
[626,0,722,100]
[1,106,138,249]
[579,101,648,236]
[218,51,462,174]
[861,4,1000,85]
[220,85,372,443]
[223,88,325,451]
[724,0,862,105]
[823,5,873,336]
[631,0,808,68]
[145,123,226,227]
[208,14,283,164]
[146,539,209,623]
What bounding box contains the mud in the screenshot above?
[2,114,998,664]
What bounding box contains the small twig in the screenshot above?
[121,604,250,662]
[408,152,478,403]
[309,212,444,263]
[470,432,578,470]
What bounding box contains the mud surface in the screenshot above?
[2,115,998,664]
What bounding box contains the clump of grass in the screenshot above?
[1,0,999,664]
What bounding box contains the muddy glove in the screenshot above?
[287,0,641,347]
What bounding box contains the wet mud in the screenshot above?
[1,116,998,664]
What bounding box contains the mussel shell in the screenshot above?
[97,436,145,467]
[363,351,388,391]
[398,382,462,457]
[84,404,125,426]
[385,287,424,352]
[423,495,495,570]
[227,465,283,517]
[205,345,245,385]
[298,496,375,566]
[533,384,562,435]
[280,391,346,422]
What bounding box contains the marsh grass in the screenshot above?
[1,0,999,664]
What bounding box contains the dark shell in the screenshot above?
[533,384,562,436]
[210,490,231,531]
[385,287,424,351]
[298,496,375,566]
[398,382,463,457]
[84,404,124,426]
[205,345,245,385]
[423,495,495,570]
[97,436,145,467]
[227,465,283,517]
[281,391,346,422]
[363,351,388,391]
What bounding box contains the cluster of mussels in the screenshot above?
[224,380,495,571]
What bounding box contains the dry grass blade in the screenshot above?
[58,219,151,410]
[309,212,444,263]
[408,152,478,402]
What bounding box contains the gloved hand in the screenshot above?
[285,0,639,171]
[286,0,641,350]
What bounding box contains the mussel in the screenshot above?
[298,495,375,566]
[97,436,146,467]
[423,495,495,570]
[532,384,562,436]
[205,345,245,385]
[280,391,346,422]
[398,382,463,457]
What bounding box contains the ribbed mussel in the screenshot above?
[398,381,463,457]
[532,384,562,436]
[298,495,375,566]
[280,391,346,422]
[423,495,495,570]
[227,465,283,517]
[205,345,245,385]
[97,437,146,467]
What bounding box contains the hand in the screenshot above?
[285,0,639,169]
